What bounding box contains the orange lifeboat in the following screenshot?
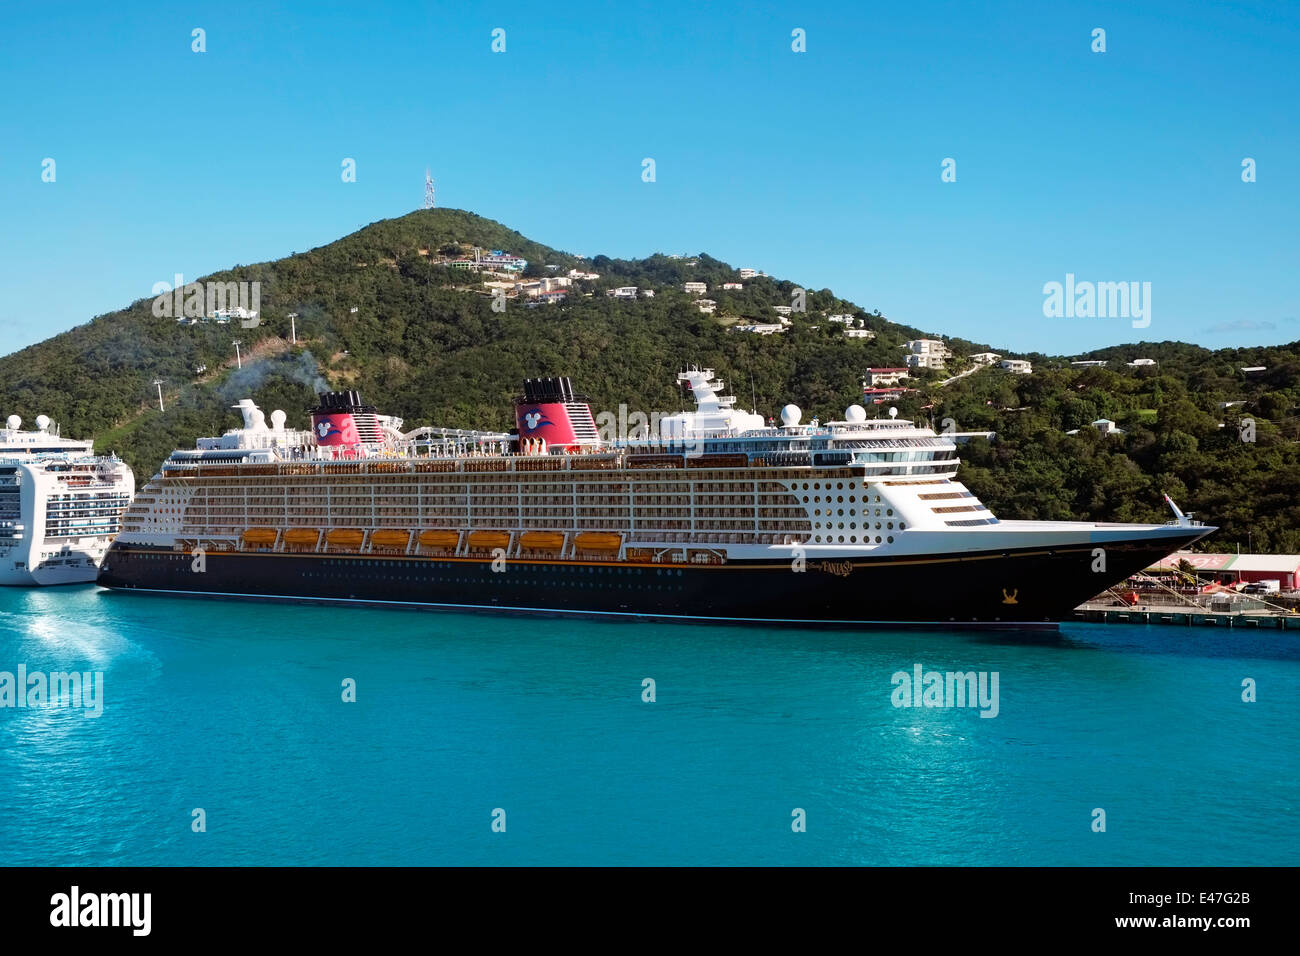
[371,530,411,549]
[575,532,622,551]
[326,528,365,549]
[519,531,565,551]
[418,530,460,549]
[467,530,510,550]
[242,527,278,547]
[284,528,320,547]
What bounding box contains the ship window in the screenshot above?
[887,536,894,543]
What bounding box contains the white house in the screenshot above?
[696,299,717,314]
[722,282,744,290]
[970,352,1002,365]
[731,323,785,335]
[773,305,794,316]
[999,359,1032,374]
[607,287,638,299]
[738,268,758,279]
[864,368,910,387]
[828,314,856,325]
[906,353,947,370]
[845,329,874,339]
[683,282,708,295]
[903,338,951,358]
[641,289,656,298]
[1127,358,1157,367]
[1071,360,1108,368]
[1066,418,1124,436]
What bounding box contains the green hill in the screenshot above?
[1,207,1298,551]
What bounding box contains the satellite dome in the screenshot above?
[35,414,51,431]
[5,415,19,430]
[779,404,802,427]
[845,404,866,423]
[888,407,899,419]
[270,409,287,430]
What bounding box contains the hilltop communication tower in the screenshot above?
[424,169,435,209]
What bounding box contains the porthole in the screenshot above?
[875,536,882,543]
[887,536,894,543]
[836,496,843,503]
[887,522,894,530]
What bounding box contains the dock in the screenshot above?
[1074,603,1300,629]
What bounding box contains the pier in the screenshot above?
[1073,603,1300,629]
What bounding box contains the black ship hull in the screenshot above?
[96,530,1209,629]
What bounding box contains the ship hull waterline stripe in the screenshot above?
[96,586,1060,632]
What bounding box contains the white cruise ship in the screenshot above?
[98,369,1213,627]
[0,414,135,585]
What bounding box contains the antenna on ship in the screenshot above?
[232,340,244,370]
[424,168,435,209]
[152,379,165,413]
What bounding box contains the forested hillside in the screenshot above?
[1,208,1296,552]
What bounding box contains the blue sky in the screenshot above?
[0,0,1296,356]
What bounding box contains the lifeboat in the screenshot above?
[242,527,278,546]
[519,531,565,551]
[418,530,460,549]
[326,528,365,549]
[284,528,320,546]
[371,530,411,549]
[575,532,622,551]
[467,530,510,550]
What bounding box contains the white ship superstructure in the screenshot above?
[0,414,135,586]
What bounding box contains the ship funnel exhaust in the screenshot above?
[310,390,378,446]
[514,377,600,451]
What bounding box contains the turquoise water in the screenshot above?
[0,585,1295,866]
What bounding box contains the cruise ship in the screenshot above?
[0,414,135,585]
[97,370,1214,626]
